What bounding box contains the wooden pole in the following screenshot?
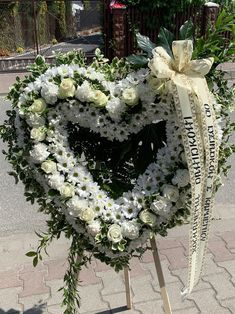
[150,237,172,314]
[124,266,132,309]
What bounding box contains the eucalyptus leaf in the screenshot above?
[179,20,194,40]
[136,32,156,57]
[157,27,174,58]
[126,54,149,66]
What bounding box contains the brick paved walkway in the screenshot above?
[0,217,235,314]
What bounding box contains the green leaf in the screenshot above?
[26,251,37,257]
[136,33,156,57]
[126,54,149,66]
[157,27,174,58]
[33,256,38,267]
[179,20,194,40]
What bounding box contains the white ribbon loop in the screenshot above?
[149,40,219,295]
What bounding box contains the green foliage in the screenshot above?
[120,0,204,29]
[192,7,235,66]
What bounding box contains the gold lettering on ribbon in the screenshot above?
[148,40,219,295]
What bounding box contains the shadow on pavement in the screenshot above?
[0,303,46,314]
[97,306,129,314]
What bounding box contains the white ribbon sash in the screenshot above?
[149,40,219,294]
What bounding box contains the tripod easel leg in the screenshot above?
[150,237,172,314]
[124,266,132,309]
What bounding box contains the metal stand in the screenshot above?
[123,237,172,313]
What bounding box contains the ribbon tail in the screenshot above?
[190,77,220,285]
[171,75,205,295]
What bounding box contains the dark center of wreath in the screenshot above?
[67,121,166,199]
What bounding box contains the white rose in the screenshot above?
[139,210,157,227]
[58,78,75,99]
[30,143,50,163]
[59,183,75,198]
[41,160,57,174]
[148,76,165,94]
[29,98,46,114]
[87,220,101,236]
[122,87,139,106]
[48,173,64,189]
[107,224,123,243]
[75,81,94,102]
[41,82,59,104]
[172,169,190,188]
[151,197,172,218]
[79,207,96,223]
[162,184,179,202]
[30,127,46,142]
[122,221,140,240]
[91,90,108,107]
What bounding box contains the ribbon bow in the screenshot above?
[149,40,219,296]
[149,40,213,81]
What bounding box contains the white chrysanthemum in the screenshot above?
[106,97,126,121]
[26,114,45,127]
[30,143,50,163]
[172,169,190,188]
[87,220,101,236]
[122,221,140,240]
[41,82,59,104]
[75,81,94,102]
[151,196,172,218]
[162,184,179,202]
[48,173,64,189]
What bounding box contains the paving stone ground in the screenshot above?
[0,217,235,314]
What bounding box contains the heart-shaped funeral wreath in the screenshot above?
[1,44,234,311]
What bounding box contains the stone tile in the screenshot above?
[220,297,235,314]
[98,270,125,296]
[44,259,67,281]
[161,247,188,270]
[19,268,50,298]
[47,304,65,314]
[203,271,235,300]
[171,267,211,292]
[79,283,109,313]
[202,253,225,276]
[208,238,235,262]
[134,299,164,314]
[218,260,235,285]
[103,292,140,313]
[0,287,23,312]
[142,259,178,285]
[79,264,102,286]
[188,288,231,314]
[0,268,23,289]
[131,274,161,303]
[220,231,235,249]
[46,279,63,306]
[94,260,111,272]
[128,258,149,278]
[162,281,195,311]
[157,237,183,250]
[173,307,199,314]
[20,294,49,313]
[140,249,154,263]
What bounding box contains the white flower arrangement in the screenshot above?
[1,49,233,313]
